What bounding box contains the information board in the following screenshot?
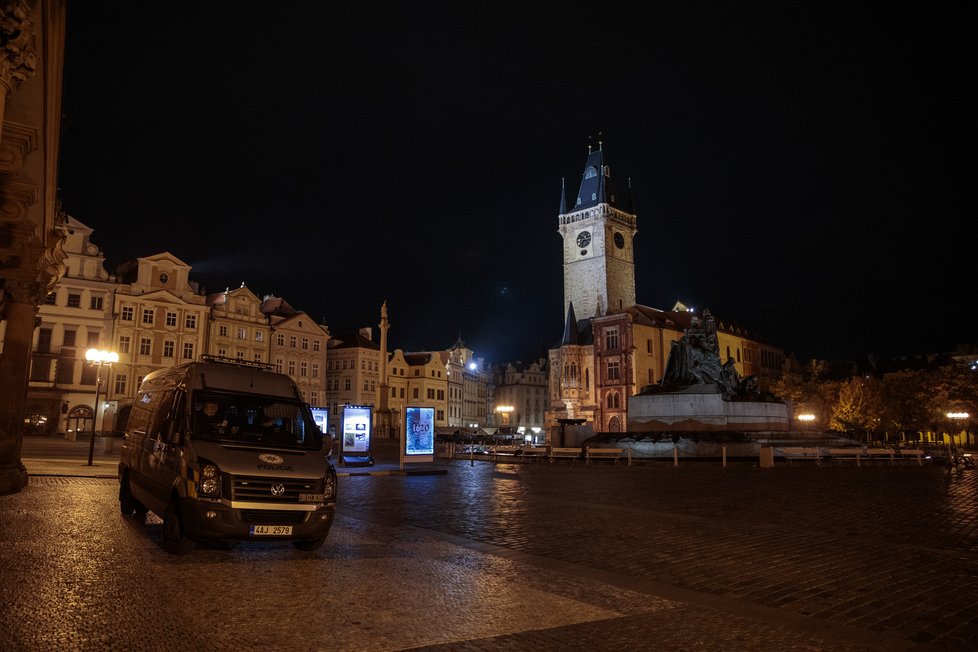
[405,406,434,456]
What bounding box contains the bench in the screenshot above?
[549,447,582,463]
[490,445,521,461]
[826,447,863,466]
[775,447,823,465]
[585,447,623,465]
[519,447,549,462]
[865,448,896,465]
[898,449,924,466]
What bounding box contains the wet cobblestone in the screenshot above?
[1,461,975,650]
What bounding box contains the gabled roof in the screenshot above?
[404,352,434,365]
[260,295,296,316]
[330,330,379,350]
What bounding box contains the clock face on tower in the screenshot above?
[576,231,592,248]
[614,232,625,249]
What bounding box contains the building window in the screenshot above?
[219,325,228,337]
[218,348,227,356]
[236,328,246,339]
[44,292,57,305]
[163,340,175,358]
[119,336,131,354]
[289,336,297,348]
[142,308,154,324]
[437,390,444,400]
[275,358,283,373]
[363,381,369,391]
[121,306,133,321]
[436,410,444,421]
[301,337,308,350]
[607,361,620,381]
[288,361,296,375]
[399,388,404,398]
[313,340,320,351]
[647,339,653,354]
[277,334,285,346]
[90,296,104,310]
[165,311,177,327]
[345,379,351,391]
[185,314,197,329]
[312,364,319,378]
[236,351,244,360]
[605,328,619,351]
[254,353,262,362]
[182,342,194,359]
[413,388,419,399]
[67,293,81,308]
[114,374,127,395]
[139,338,151,355]
[255,331,264,342]
[300,362,308,377]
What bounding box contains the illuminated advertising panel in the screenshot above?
[310,407,329,434]
[405,406,434,456]
[341,405,371,455]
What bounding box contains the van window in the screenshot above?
[192,392,321,450]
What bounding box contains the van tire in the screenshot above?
[119,474,148,519]
[292,536,326,552]
[162,500,195,555]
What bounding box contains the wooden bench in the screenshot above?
[490,445,521,461]
[549,447,582,463]
[585,447,623,465]
[519,447,549,462]
[865,448,896,465]
[775,447,823,465]
[898,449,924,466]
[826,447,863,466]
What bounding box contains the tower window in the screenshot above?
[585,166,597,179]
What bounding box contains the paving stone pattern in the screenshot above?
[1,460,975,651]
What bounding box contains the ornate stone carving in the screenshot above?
[0,0,37,93]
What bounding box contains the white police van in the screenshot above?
[118,356,336,554]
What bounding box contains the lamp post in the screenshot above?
[85,348,119,466]
[946,411,969,449]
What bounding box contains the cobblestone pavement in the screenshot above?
[1,459,976,651]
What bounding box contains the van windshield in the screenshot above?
[191,392,322,450]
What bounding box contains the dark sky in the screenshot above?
[57,3,973,365]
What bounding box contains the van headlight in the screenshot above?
[323,467,336,500]
[199,461,222,498]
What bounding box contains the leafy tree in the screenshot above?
[829,376,884,440]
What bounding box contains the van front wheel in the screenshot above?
[162,500,195,555]
[119,475,148,519]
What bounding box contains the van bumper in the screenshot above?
[178,498,335,542]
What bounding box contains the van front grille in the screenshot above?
[230,475,323,504]
[240,509,307,525]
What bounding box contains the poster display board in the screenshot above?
[340,405,373,466]
[310,406,330,456]
[402,406,434,464]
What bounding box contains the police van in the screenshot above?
[118,356,337,554]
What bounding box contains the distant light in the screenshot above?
[85,348,119,363]
[468,362,477,370]
[797,414,816,422]
[947,412,969,419]
[496,405,514,413]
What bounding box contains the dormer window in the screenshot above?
[584,166,597,179]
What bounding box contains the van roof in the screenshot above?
[140,360,301,399]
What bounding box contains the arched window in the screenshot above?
[726,345,731,360]
[608,416,621,432]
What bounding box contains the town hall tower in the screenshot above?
[558,145,637,320]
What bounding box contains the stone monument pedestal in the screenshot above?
[627,386,788,432]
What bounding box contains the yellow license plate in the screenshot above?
[249,525,293,536]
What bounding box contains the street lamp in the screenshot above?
[85,348,119,466]
[946,411,969,448]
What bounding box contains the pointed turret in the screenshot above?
[558,177,567,214]
[572,144,624,212]
[561,302,580,345]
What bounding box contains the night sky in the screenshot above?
[56,3,973,366]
